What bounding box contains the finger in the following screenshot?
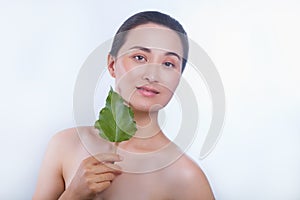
[90,181,111,193]
[92,163,122,174]
[83,153,123,165]
[92,153,123,164]
[91,173,117,183]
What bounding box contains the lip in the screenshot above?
[136,85,160,97]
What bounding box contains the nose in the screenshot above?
[142,64,160,83]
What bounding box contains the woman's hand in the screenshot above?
[61,153,122,199]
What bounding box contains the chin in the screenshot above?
[130,102,166,113]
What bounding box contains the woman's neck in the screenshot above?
[118,110,170,152]
[133,110,160,138]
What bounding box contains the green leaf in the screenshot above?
[94,87,137,142]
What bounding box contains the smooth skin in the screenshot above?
[33,23,215,200]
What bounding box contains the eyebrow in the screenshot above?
[129,46,182,61]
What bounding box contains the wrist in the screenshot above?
[58,189,76,200]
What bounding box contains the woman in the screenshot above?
[33,11,215,200]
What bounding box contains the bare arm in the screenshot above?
[33,133,65,200]
[33,129,122,200]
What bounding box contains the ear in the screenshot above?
[107,54,116,78]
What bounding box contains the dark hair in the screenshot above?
[110,11,189,72]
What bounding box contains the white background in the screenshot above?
[1,0,300,199]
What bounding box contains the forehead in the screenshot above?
[118,23,184,57]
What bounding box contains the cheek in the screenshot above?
[115,60,143,83]
[161,72,181,92]
[114,60,145,101]
[157,73,181,107]
[114,59,129,78]
[115,59,142,80]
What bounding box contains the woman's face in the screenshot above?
[108,23,184,112]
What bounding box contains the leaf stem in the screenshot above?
[114,142,119,154]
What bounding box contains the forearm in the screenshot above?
[58,190,74,200]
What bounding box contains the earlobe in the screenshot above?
[107,54,116,78]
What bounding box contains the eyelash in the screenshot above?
[132,55,176,68]
[133,55,147,62]
[163,61,175,68]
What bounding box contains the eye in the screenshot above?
[133,55,147,62]
[163,61,175,68]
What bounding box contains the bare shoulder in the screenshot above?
[49,126,102,151]
[166,154,215,200]
[48,126,110,164]
[45,127,83,159]
[42,126,87,167]
[50,126,88,145]
[33,126,102,199]
[172,154,208,182]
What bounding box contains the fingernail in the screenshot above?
[118,155,124,160]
